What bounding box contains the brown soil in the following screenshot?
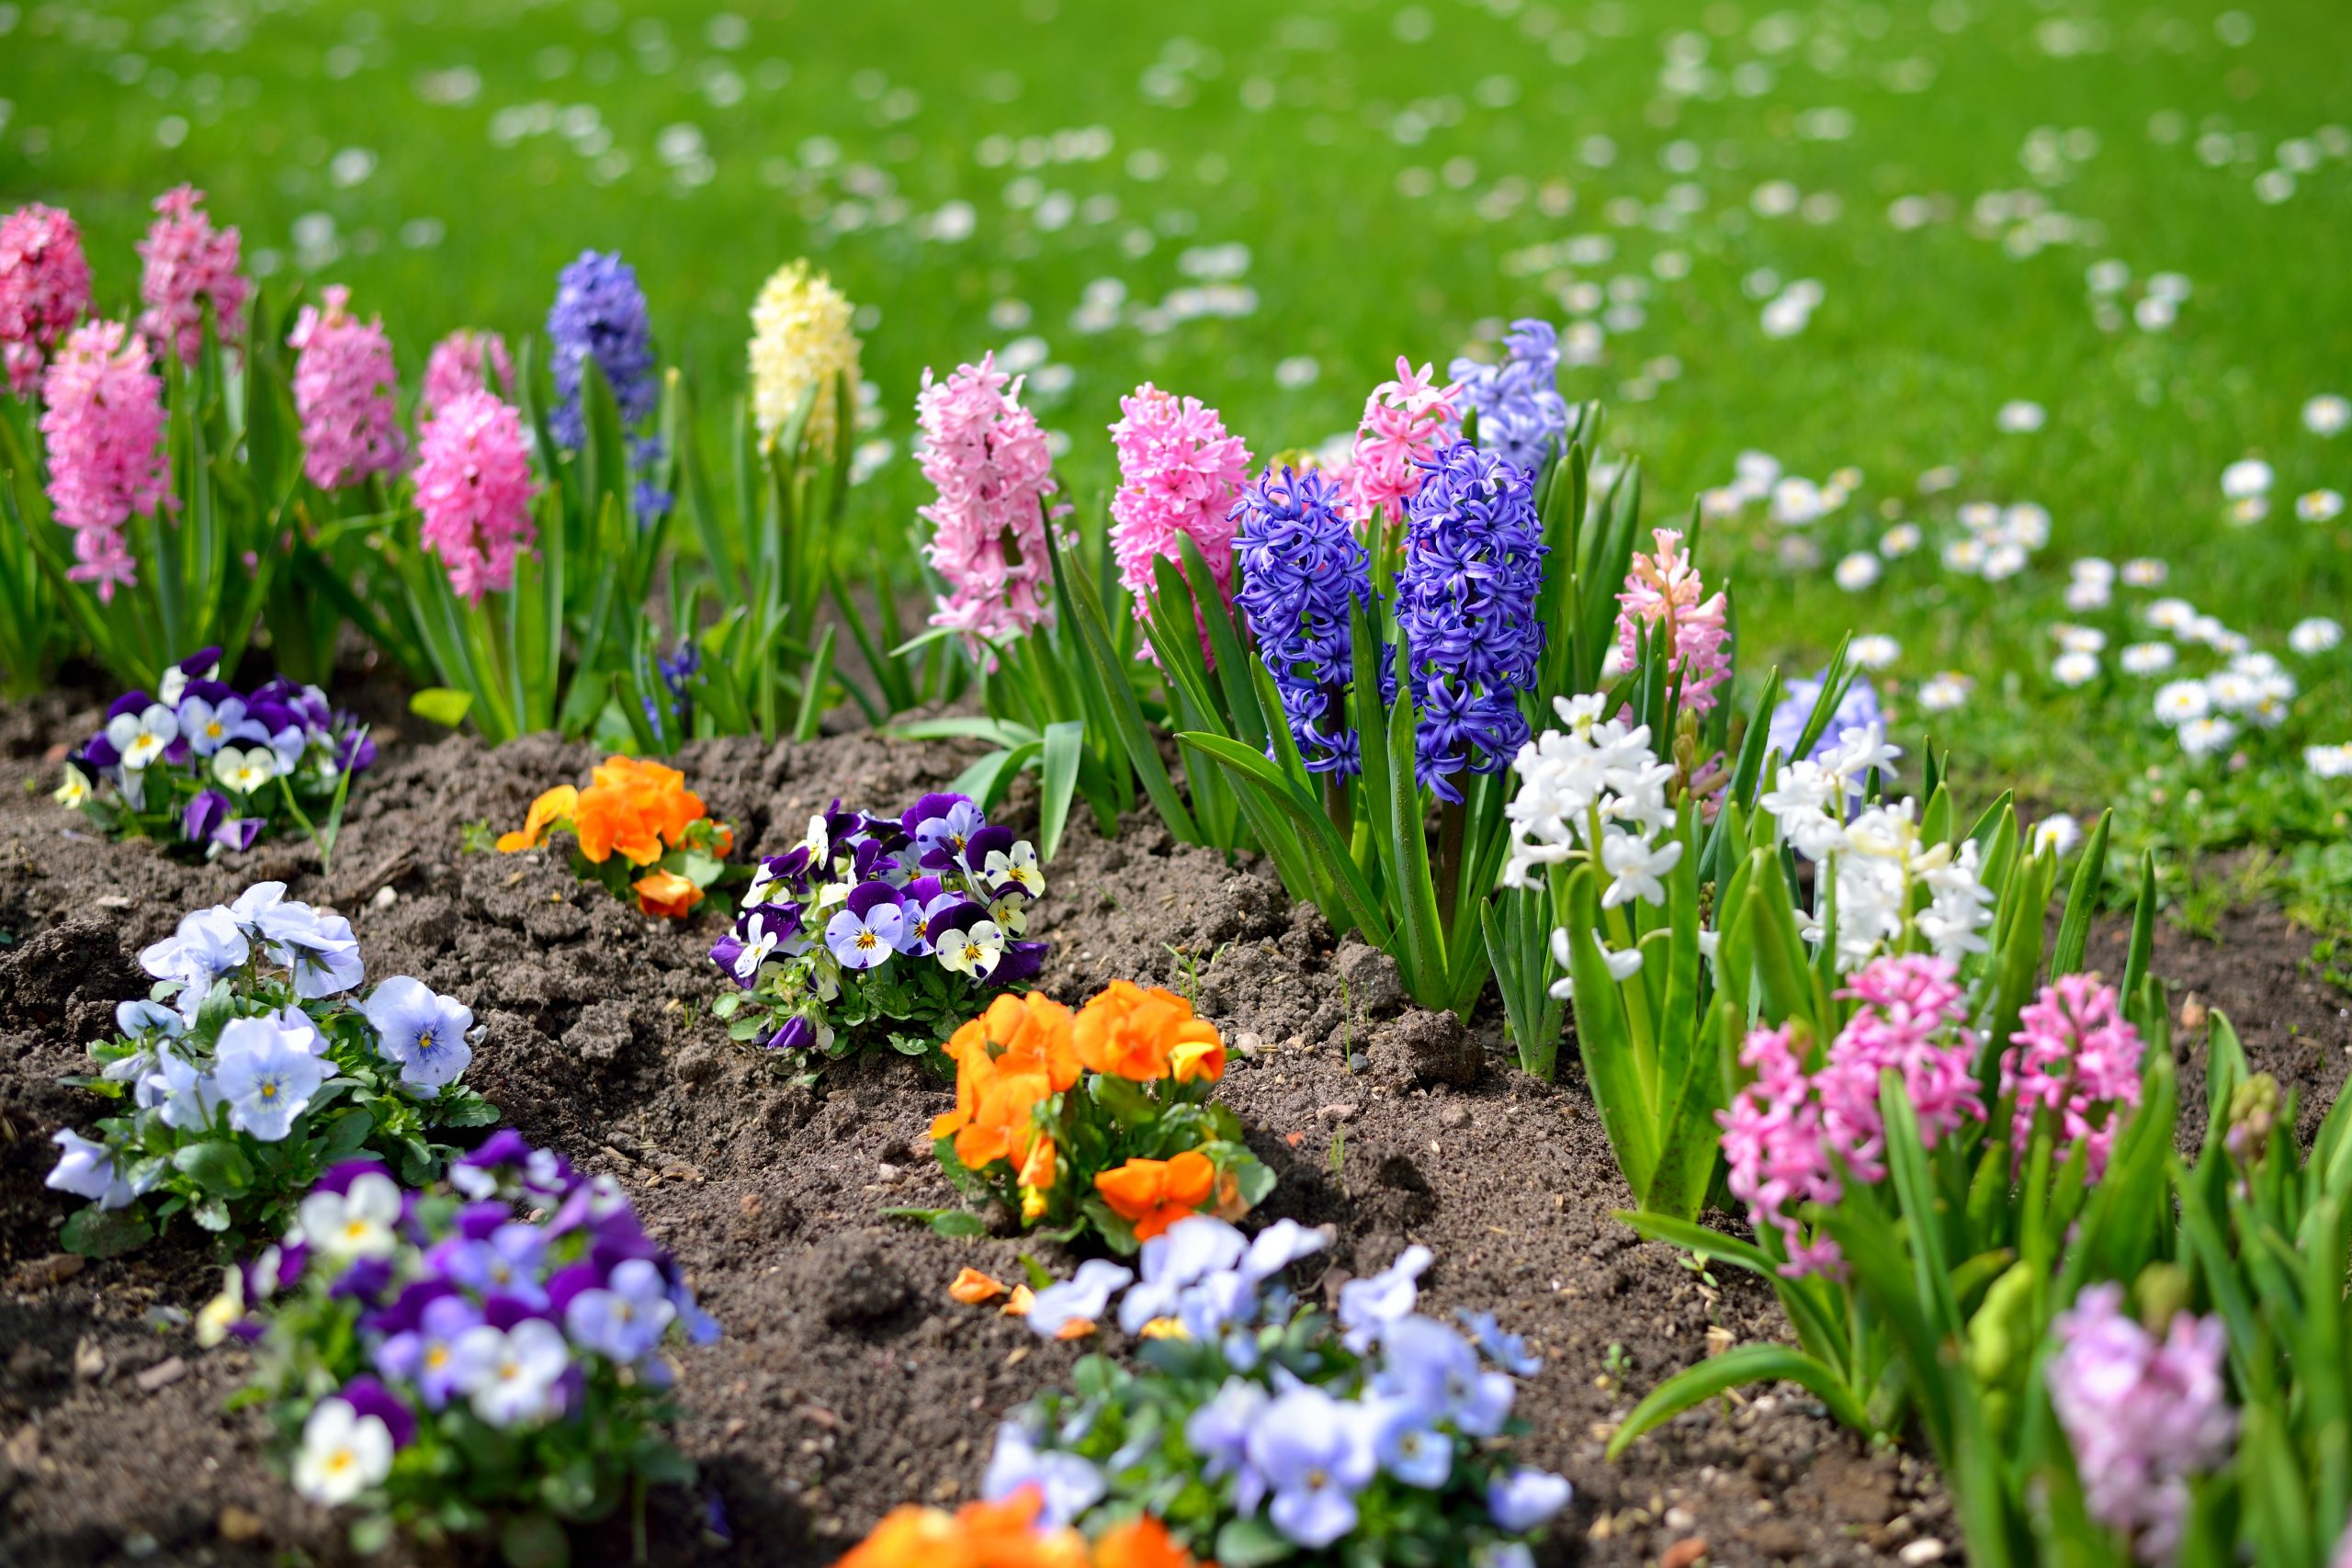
[0,713,2342,1568]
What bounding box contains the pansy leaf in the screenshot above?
[172,1140,254,1196]
[60,1205,153,1258]
[1214,1515,1296,1567]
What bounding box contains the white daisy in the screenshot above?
[2052,650,2100,688]
[2120,642,2177,676]
[2154,680,2211,724]
[2290,617,2344,654]
[1834,551,1881,591]
[1917,672,1974,713]
[2298,489,2346,523]
[1849,634,1901,670]
[2304,393,2350,437]
[2177,715,2237,757]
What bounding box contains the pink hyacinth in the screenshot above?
[421,329,515,422]
[0,203,93,397]
[413,389,537,605]
[1717,1023,1846,1279]
[1718,953,1984,1279]
[288,285,405,489]
[2049,1283,2235,1564]
[1107,383,1252,658]
[134,185,248,368]
[39,321,170,603]
[1342,356,1460,528]
[918,355,1064,654]
[1616,526,1732,715]
[2001,974,2144,1180]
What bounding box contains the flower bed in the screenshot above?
[0,720,2342,1567]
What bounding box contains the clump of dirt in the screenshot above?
[0,721,2343,1568]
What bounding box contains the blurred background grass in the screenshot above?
[4,0,2349,881]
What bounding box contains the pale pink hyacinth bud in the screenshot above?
[918,354,1064,657]
[1343,355,1459,528]
[287,285,405,489]
[413,389,537,605]
[0,202,93,397]
[421,329,515,423]
[39,321,170,603]
[2049,1282,2234,1564]
[1107,382,1251,661]
[1615,526,1731,716]
[2000,974,2144,1179]
[134,185,248,368]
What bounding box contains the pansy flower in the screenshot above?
[825,881,906,970]
[107,701,178,770]
[908,793,987,868]
[361,976,475,1093]
[983,840,1046,900]
[1094,1149,1218,1242]
[213,744,278,796]
[936,918,1005,980]
[177,693,266,756]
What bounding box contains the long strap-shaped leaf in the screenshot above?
[1049,522,1199,842]
[1178,731,1388,942]
[1606,1343,1874,1460]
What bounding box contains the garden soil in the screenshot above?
[0,714,2343,1568]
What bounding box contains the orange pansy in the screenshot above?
[1093,1149,1218,1242]
[495,785,579,852]
[1094,1516,1210,1568]
[1072,981,1226,1084]
[931,993,1080,1173]
[832,1488,1090,1568]
[947,1267,1008,1305]
[572,787,662,866]
[632,868,703,919]
[592,754,707,847]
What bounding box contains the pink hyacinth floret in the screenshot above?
[2000,973,2143,1180]
[414,389,537,606]
[288,285,405,490]
[0,202,93,397]
[1615,526,1732,716]
[134,185,247,368]
[1107,383,1252,660]
[39,321,170,603]
[422,329,516,423]
[1717,1022,1845,1279]
[918,354,1064,655]
[1718,953,1984,1279]
[2049,1282,2235,1564]
[1343,355,1460,528]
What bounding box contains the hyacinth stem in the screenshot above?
[1320,683,1352,838]
[1435,793,1466,936]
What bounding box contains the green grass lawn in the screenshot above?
[6,0,2350,919]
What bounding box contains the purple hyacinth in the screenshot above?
[1231,465,1394,777]
[1768,668,1886,767]
[545,250,668,516]
[1450,320,1570,471]
[1395,442,1546,802]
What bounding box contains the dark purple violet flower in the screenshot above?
[456,1200,514,1241]
[544,1260,605,1319]
[213,818,263,853]
[462,1129,531,1171]
[995,941,1050,987]
[962,824,1015,874]
[765,1015,816,1051]
[105,691,153,723]
[314,1158,395,1197]
[337,728,377,774]
[329,1256,395,1304]
[363,1278,459,1338]
[336,1382,418,1457]
[481,1292,552,1331]
[177,647,224,679]
[182,788,230,844]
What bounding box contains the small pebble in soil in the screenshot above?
[1317,1103,1360,1123]
[372,885,399,908]
[1900,1542,1949,1564]
[1235,1031,1263,1056]
[217,1506,265,1542]
[1659,1539,1709,1568]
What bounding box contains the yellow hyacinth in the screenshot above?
[748,257,861,456]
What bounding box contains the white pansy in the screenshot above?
[292,1399,392,1506]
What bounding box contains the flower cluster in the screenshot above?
[1999,975,2144,1180]
[1612,527,1730,716]
[58,649,376,855]
[707,792,1047,1064]
[1766,669,1888,766]
[1502,694,1680,982]
[288,284,406,490]
[928,983,1266,1250]
[982,1220,1571,1565]
[39,319,170,600]
[842,1493,1204,1568]
[546,249,667,516]
[134,185,247,368]
[420,328,514,421]
[216,1134,717,1549]
[1718,954,1984,1279]
[1232,464,1394,776]
[1396,442,1546,800]
[44,882,496,1256]
[1756,728,1996,973]
[748,256,862,455]
[413,388,537,604]
[1450,320,1570,471]
[0,200,92,396]
[2047,1283,2235,1564]
[919,355,1063,653]
[1107,383,1252,648]
[1340,356,1460,527]
[496,756,732,919]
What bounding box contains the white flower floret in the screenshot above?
[2120,558,2167,586]
[2178,716,2237,757]
[2031,814,2082,857]
[1849,634,1900,670]
[2221,457,2274,499]
[2144,597,2196,632]
[2052,650,2100,688]
[297,1172,403,1267]
[292,1398,392,1506]
[2306,393,2351,436]
[2290,617,2344,654]
[2306,743,2352,780]
[2299,489,2346,524]
[2153,680,2211,724]
[1878,522,1921,557]
[1833,551,1881,591]
[1599,831,1681,909]
[1917,672,1973,713]
[2120,642,2176,676]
